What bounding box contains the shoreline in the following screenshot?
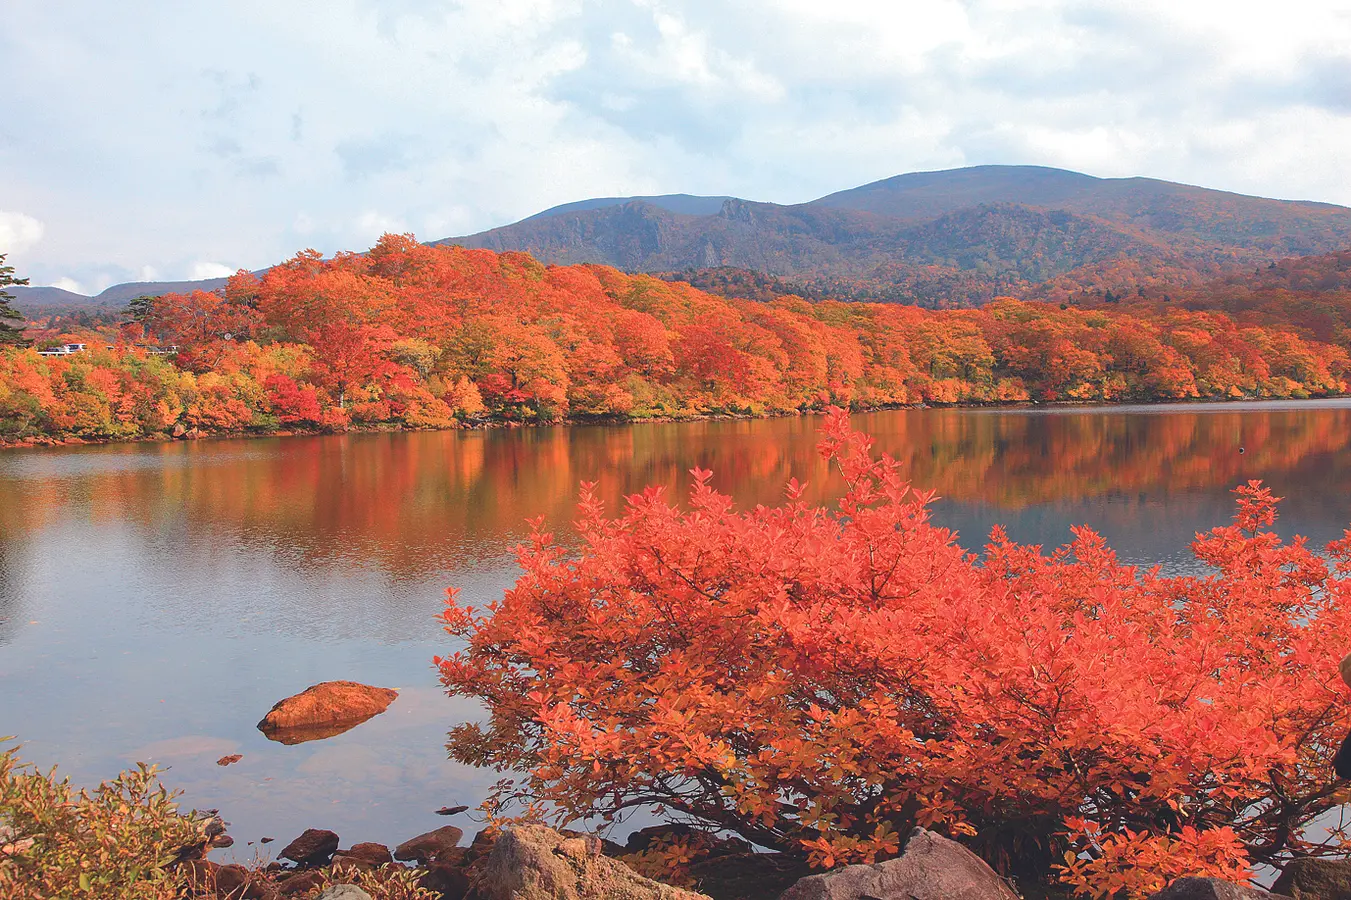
[5,393,1351,450]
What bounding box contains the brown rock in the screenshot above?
[1148,877,1287,900]
[343,842,394,866]
[395,825,464,863]
[1340,652,1351,689]
[462,828,500,865]
[330,853,376,873]
[280,828,341,866]
[217,753,243,766]
[778,828,1018,900]
[437,805,470,816]
[474,824,710,900]
[626,824,697,853]
[215,863,272,899]
[625,824,749,860]
[278,870,325,896]
[179,858,222,895]
[421,859,473,899]
[257,681,398,743]
[685,853,810,900]
[1271,860,1351,900]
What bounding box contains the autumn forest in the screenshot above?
[3,234,1351,443]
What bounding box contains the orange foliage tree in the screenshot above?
[437,410,1351,898]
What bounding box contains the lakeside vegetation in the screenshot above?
[3,236,1351,445]
[9,413,1351,899]
[438,410,1351,899]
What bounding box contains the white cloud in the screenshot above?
[189,262,235,280]
[355,211,411,242]
[51,277,85,294]
[1,0,1350,287]
[0,211,45,255]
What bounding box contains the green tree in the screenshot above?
[0,253,31,347]
[125,294,157,327]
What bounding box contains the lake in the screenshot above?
[3,400,1351,857]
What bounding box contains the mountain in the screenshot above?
[519,193,733,222]
[8,277,232,312]
[438,166,1351,305]
[5,285,92,307]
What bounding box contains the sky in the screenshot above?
[2,0,1351,295]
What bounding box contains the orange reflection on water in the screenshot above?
[2,402,1351,582]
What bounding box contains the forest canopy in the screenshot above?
[2,234,1350,443]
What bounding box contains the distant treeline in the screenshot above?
[1,236,1349,443]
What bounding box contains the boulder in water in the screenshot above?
[257,681,397,743]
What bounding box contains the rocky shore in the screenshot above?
[175,819,1338,900]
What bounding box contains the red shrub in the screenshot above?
[439,409,1351,897]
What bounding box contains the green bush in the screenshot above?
[0,742,210,899]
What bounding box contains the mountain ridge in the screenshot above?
[9,277,234,311]
[15,166,1351,313]
[437,165,1351,305]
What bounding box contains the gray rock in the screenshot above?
[1272,860,1351,900]
[778,828,1017,900]
[316,886,373,900]
[1148,877,1288,900]
[475,824,710,900]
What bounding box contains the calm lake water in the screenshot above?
[3,401,1351,857]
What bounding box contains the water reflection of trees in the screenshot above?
[1,406,1350,582]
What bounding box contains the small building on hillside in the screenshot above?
[37,342,88,357]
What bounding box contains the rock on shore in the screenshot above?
[778,827,1018,900]
[475,824,710,900]
[1147,877,1289,900]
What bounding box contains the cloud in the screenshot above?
[0,211,45,255]
[1,0,1350,286]
[336,134,415,180]
[51,277,86,294]
[355,210,411,242]
[189,262,236,280]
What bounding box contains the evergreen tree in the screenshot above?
[0,253,31,347]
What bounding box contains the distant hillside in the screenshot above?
[1108,246,1351,346]
[6,285,92,308]
[9,276,232,313]
[439,166,1351,305]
